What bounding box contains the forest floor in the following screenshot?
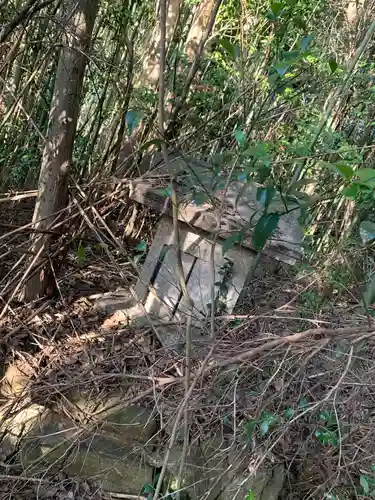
[0,198,374,499]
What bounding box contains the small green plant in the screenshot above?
[141,482,154,499]
[300,289,324,313]
[134,239,147,264]
[314,410,339,447]
[359,466,375,497]
[244,489,255,500]
[76,242,87,266]
[245,411,280,440]
[360,474,375,496]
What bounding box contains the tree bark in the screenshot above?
[138,0,180,88]
[114,1,180,174]
[185,0,216,59]
[24,0,99,301]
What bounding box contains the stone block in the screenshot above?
[0,397,156,495]
[135,215,255,346]
[219,464,284,500]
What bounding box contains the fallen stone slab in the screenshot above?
[0,395,156,495]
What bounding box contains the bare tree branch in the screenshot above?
[0,0,57,44]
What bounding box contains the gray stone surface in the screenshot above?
[143,246,195,320]
[135,215,255,340]
[94,289,134,315]
[129,154,303,264]
[0,368,285,499]
[219,464,284,500]
[22,423,153,494]
[0,394,156,495]
[150,439,284,500]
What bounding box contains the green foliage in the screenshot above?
[155,186,172,198]
[300,289,323,313]
[134,239,148,264]
[314,410,339,448]
[359,473,375,496]
[76,243,87,265]
[284,407,295,420]
[244,489,255,500]
[252,213,280,251]
[222,231,244,255]
[125,110,145,135]
[298,397,309,410]
[245,412,280,441]
[141,483,154,495]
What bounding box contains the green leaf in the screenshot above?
[360,475,370,494]
[235,127,246,146]
[335,164,354,179]
[301,34,315,52]
[139,138,165,152]
[219,38,240,60]
[328,58,338,73]
[155,186,172,197]
[363,273,375,309]
[259,418,269,437]
[256,186,276,211]
[315,430,338,447]
[125,110,145,135]
[357,168,375,183]
[192,191,210,206]
[282,50,300,61]
[319,410,330,422]
[322,161,354,179]
[76,244,86,263]
[252,213,280,251]
[298,397,308,409]
[245,488,255,500]
[135,240,147,252]
[142,484,155,494]
[284,407,294,420]
[274,61,290,77]
[270,1,284,16]
[360,220,375,243]
[342,183,360,199]
[245,419,257,441]
[222,231,244,254]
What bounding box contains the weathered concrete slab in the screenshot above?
[135,216,254,343]
[144,246,195,319]
[129,153,302,264]
[0,396,156,495]
[0,362,285,499]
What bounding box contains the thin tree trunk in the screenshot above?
[185,0,216,59]
[138,0,180,88]
[24,0,99,300]
[166,0,223,137]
